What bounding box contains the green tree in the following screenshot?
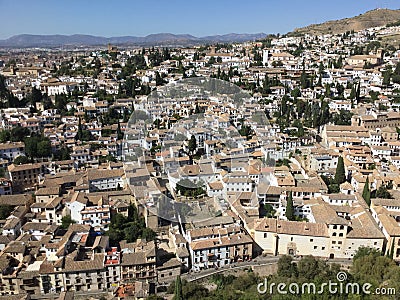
[117,121,123,140]
[290,87,301,99]
[173,275,183,300]
[55,146,71,160]
[285,191,295,221]
[10,127,30,142]
[60,215,76,229]
[352,251,395,288]
[297,256,321,280]
[334,156,346,184]
[362,177,371,206]
[155,71,164,86]
[24,137,38,160]
[76,117,83,141]
[13,155,29,165]
[0,131,10,143]
[0,205,13,220]
[37,140,52,157]
[188,135,197,155]
[141,227,157,241]
[277,255,298,277]
[81,130,93,142]
[375,185,392,199]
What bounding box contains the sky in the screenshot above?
[0,0,399,39]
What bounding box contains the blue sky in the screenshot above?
[0,0,399,39]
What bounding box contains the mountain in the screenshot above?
[200,33,267,42]
[0,32,266,48]
[290,8,400,36]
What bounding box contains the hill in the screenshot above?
[290,8,400,36]
[0,32,266,48]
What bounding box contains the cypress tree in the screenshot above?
[388,239,395,258]
[285,191,295,221]
[117,121,123,140]
[174,275,183,300]
[77,117,83,141]
[334,156,346,184]
[362,177,371,206]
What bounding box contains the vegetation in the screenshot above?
[107,204,156,245]
[334,156,346,185]
[285,191,295,221]
[24,136,52,159]
[0,205,13,220]
[13,155,30,165]
[60,215,76,229]
[362,177,371,206]
[175,179,206,198]
[173,275,183,300]
[374,184,393,199]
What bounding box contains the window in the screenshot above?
[310,239,313,242]
[264,233,267,238]
[314,246,317,249]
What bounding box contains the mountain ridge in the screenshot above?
[0,32,267,48]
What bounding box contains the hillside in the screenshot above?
[290,8,400,36]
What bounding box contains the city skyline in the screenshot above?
[0,0,399,39]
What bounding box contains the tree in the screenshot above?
[155,71,164,86]
[290,87,301,99]
[277,255,298,277]
[61,215,76,229]
[142,227,157,241]
[388,239,395,259]
[37,140,52,157]
[0,205,13,220]
[81,130,93,142]
[10,127,30,142]
[29,87,43,107]
[24,137,38,160]
[352,249,394,287]
[55,146,71,160]
[188,135,197,155]
[285,192,295,221]
[375,185,392,199]
[13,155,29,165]
[362,177,371,206]
[117,121,123,140]
[334,156,346,184]
[0,130,10,143]
[297,256,321,280]
[173,275,183,300]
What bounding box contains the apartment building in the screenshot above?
[88,169,125,192]
[0,142,25,162]
[8,163,43,192]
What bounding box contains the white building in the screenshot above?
[88,169,125,192]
